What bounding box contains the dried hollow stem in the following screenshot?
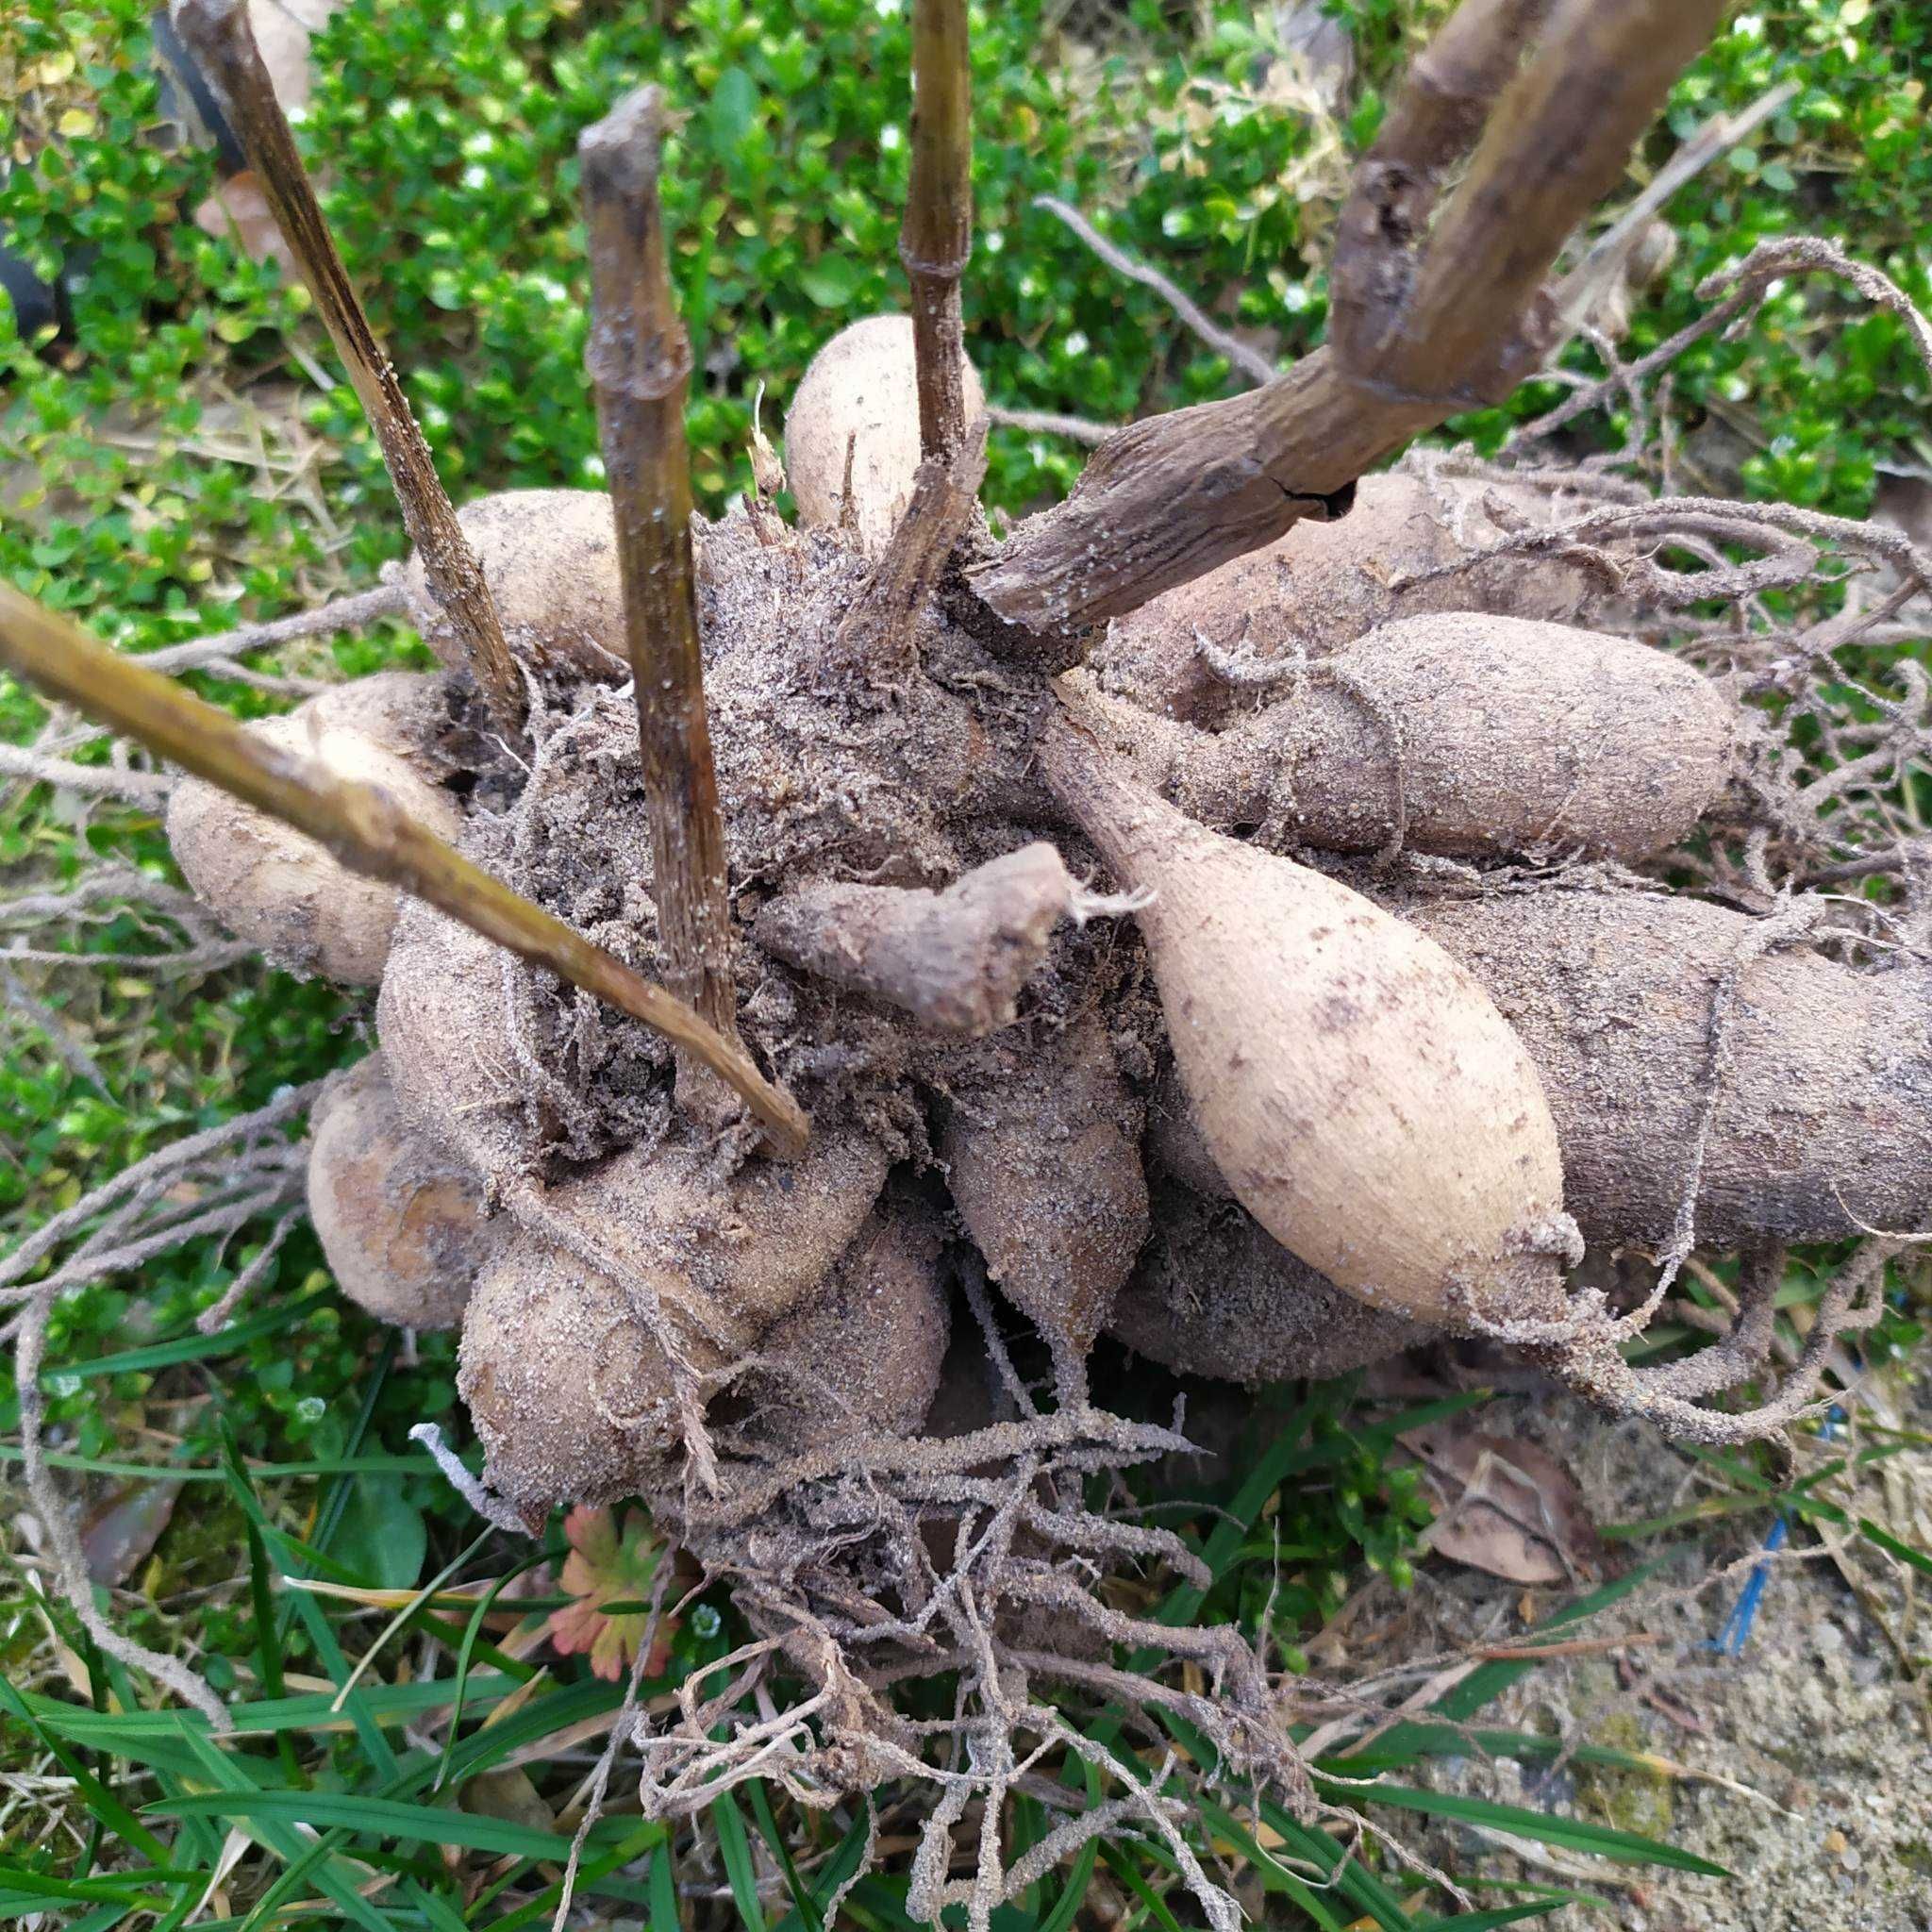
[579,90,743,1088]
[902,0,974,458]
[970,0,1724,638]
[0,585,808,1156]
[171,0,523,732]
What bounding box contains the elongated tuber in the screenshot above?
[1087,470,1602,727]
[307,1053,493,1329]
[785,314,984,554]
[1066,612,1735,863]
[755,842,1077,1036]
[166,671,461,984]
[458,1126,890,1505]
[1110,1181,1431,1385]
[1040,718,1576,1330]
[942,1013,1149,1370]
[1406,887,1932,1250]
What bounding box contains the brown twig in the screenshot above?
[140,582,408,675]
[822,418,990,685]
[579,90,744,1098]
[1035,195,1275,387]
[984,404,1112,446]
[0,584,808,1157]
[902,0,974,458]
[172,0,523,732]
[969,0,1725,639]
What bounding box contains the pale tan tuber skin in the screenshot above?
[784,313,985,554]
[1066,611,1737,864]
[1111,1180,1432,1385]
[397,489,631,683]
[1086,470,1603,728]
[942,1013,1149,1375]
[458,1125,889,1506]
[754,842,1078,1037]
[307,1052,493,1329]
[1407,887,1932,1251]
[1039,719,1577,1332]
[165,672,461,984]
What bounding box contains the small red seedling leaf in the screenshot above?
[545,1504,675,1682]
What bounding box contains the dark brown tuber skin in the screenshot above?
[1067,611,1737,864]
[307,1053,493,1329]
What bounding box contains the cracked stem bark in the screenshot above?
[173,0,524,734]
[0,584,808,1158]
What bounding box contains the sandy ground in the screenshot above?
[1381,1381,1932,1930]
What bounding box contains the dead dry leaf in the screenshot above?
[80,1478,177,1586]
[1401,1422,1603,1587]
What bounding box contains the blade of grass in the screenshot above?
[745,1779,820,1932]
[650,1841,680,1930]
[1316,1780,1727,1875]
[1035,1753,1104,1932]
[43,1291,331,1381]
[713,1789,770,1929]
[1097,1841,1186,1932]
[435,1543,559,1792]
[151,1790,623,1862]
[177,1729,397,1932]
[0,1674,173,1864]
[1413,1902,1579,1931]
[1858,1516,1932,1580]
[216,1422,399,1781]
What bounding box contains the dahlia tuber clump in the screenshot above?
[5,0,1928,1913]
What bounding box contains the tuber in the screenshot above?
[458,1126,890,1506]
[1039,718,1577,1331]
[397,489,630,682]
[1110,1181,1432,1385]
[784,314,984,554]
[166,671,461,984]
[942,1013,1149,1374]
[307,1052,493,1329]
[743,1210,951,1450]
[1405,887,1932,1251]
[1065,611,1736,864]
[755,842,1078,1037]
[1087,470,1604,728]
